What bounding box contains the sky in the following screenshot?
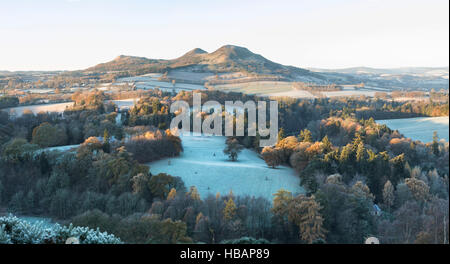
[0,0,448,71]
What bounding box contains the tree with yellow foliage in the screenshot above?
[299,129,313,143]
[167,188,177,200]
[287,195,326,244]
[187,186,201,201]
[405,177,430,202]
[223,198,237,221]
[196,212,204,225]
[383,180,395,210]
[272,189,293,218]
[351,181,375,201]
[261,147,282,168]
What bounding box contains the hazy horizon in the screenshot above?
[1,48,449,73]
[1,0,449,71]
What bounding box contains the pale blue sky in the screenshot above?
[0,0,448,71]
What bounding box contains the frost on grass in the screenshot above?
[117,74,206,92]
[0,215,121,244]
[5,102,74,117]
[148,132,304,201]
[377,116,449,143]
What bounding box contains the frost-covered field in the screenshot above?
[4,102,74,117]
[168,70,215,82]
[322,90,377,97]
[377,116,449,143]
[3,99,136,118]
[23,88,54,94]
[110,98,139,110]
[213,81,386,98]
[147,132,303,201]
[266,90,315,98]
[214,81,294,95]
[117,74,206,92]
[38,144,80,153]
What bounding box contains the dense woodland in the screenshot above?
[0,89,448,244]
[0,96,19,109]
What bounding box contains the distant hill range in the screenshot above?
[86,45,334,84]
[80,45,450,90]
[309,66,449,77]
[308,66,449,90]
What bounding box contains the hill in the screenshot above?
[81,46,449,89]
[84,45,328,83]
[310,66,449,90]
[86,55,169,73]
[310,66,449,77]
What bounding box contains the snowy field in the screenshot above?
[266,90,315,98]
[3,99,136,118]
[168,70,215,82]
[4,102,74,117]
[37,144,80,153]
[214,81,387,98]
[214,81,294,95]
[322,90,377,97]
[23,88,54,94]
[110,98,139,110]
[377,116,449,143]
[117,74,206,92]
[147,132,303,201]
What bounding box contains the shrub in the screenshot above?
[0,214,122,244]
[221,237,271,244]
